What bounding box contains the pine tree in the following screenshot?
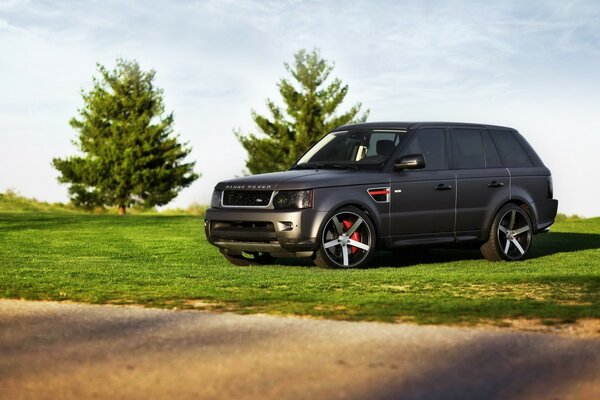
[52,59,198,215]
[236,49,368,174]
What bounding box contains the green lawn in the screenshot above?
[1,211,599,324]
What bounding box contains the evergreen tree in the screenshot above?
[236,49,368,174]
[52,59,198,215]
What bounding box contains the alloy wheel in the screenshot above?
[497,209,532,260]
[322,211,372,267]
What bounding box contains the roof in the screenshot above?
[334,121,514,131]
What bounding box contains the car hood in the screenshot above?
[215,169,389,191]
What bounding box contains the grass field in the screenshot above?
[1,203,599,324]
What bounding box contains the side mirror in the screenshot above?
[394,154,425,170]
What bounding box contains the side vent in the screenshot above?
[368,187,390,203]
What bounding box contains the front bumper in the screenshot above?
[204,207,327,257]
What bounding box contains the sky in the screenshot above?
[0,0,599,216]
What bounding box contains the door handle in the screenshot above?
[434,184,452,191]
[488,181,504,188]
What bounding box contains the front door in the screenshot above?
[390,127,455,244]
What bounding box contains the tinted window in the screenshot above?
[452,129,485,169]
[404,128,445,170]
[482,131,502,168]
[489,130,533,167]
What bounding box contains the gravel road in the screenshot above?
[1,299,599,400]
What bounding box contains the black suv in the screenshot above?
[205,122,558,268]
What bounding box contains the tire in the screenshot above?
[481,204,533,261]
[313,206,376,269]
[222,251,275,266]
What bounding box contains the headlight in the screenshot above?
[273,190,313,209]
[210,190,222,208]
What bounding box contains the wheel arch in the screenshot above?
[314,200,382,248]
[486,198,537,239]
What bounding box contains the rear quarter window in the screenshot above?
[489,130,533,167]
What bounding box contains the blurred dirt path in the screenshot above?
[1,299,599,400]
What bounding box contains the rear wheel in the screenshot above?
[222,251,276,266]
[314,207,376,269]
[481,204,533,261]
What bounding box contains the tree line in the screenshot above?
[53,49,367,214]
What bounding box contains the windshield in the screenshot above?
[295,129,406,167]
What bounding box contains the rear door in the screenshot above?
[390,127,455,244]
[451,128,510,241]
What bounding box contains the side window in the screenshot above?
[482,131,502,168]
[489,130,533,167]
[452,129,485,169]
[404,128,445,170]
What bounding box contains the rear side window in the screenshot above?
[482,131,502,168]
[452,129,485,169]
[489,130,533,167]
[404,128,445,170]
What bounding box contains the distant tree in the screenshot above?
[236,49,368,174]
[52,59,198,215]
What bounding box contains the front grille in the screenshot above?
[222,190,273,207]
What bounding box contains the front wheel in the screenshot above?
[481,204,533,261]
[314,206,376,269]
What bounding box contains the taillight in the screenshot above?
[548,176,553,199]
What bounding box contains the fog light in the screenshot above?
[278,221,294,231]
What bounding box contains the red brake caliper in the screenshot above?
[342,220,361,254]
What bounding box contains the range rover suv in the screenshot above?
[205,122,558,268]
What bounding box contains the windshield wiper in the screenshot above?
[293,163,358,171]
